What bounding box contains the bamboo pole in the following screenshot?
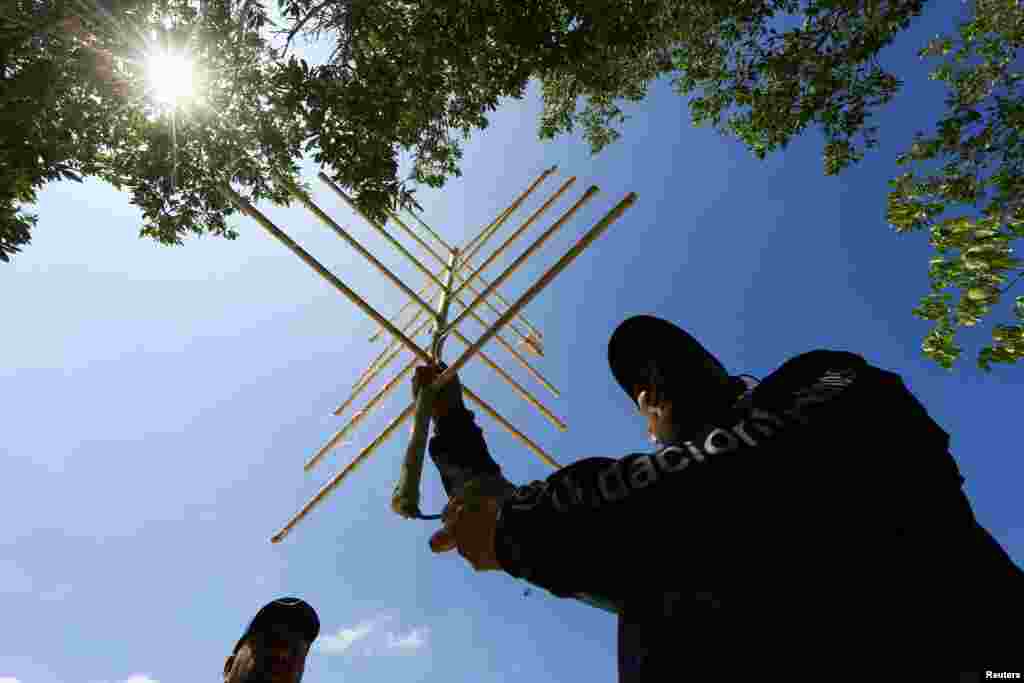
[215,183,431,366]
[340,302,563,442]
[462,385,560,469]
[316,306,564,477]
[355,283,441,393]
[271,400,417,543]
[255,169,636,542]
[271,180,638,536]
[460,265,545,342]
[307,356,419,472]
[319,174,559,397]
[355,304,428,391]
[433,191,638,395]
[450,296,561,398]
[349,249,557,399]
[319,175,447,293]
[458,166,558,268]
[386,208,535,346]
[337,315,432,418]
[367,165,554,342]
[452,268,534,345]
[362,167,556,345]
[460,214,507,265]
[369,273,437,343]
[401,203,455,254]
[407,210,548,342]
[271,377,549,543]
[447,176,577,311]
[364,231,484,346]
[460,165,557,258]
[445,177,585,343]
[449,329,566,432]
[443,185,598,339]
[276,173,440,322]
[383,204,448,272]
[324,176,534,352]
[458,207,509,265]
[375,177,577,398]
[393,250,460,519]
[460,195,525,260]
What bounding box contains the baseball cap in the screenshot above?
[233,597,320,653]
[607,315,736,409]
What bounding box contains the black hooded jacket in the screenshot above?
[428,349,1023,678]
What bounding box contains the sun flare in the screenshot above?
[147,52,195,106]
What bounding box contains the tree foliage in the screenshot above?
[537,0,925,176]
[0,0,310,262]
[3,0,928,262]
[3,0,1023,371]
[886,0,1024,371]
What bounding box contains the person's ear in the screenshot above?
[223,655,235,680]
[632,383,646,407]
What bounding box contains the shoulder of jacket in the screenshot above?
[774,348,869,372]
[753,349,874,403]
[768,349,870,381]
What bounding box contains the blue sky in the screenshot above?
[3,3,1023,682]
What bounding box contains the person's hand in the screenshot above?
[412,362,465,420]
[428,494,502,572]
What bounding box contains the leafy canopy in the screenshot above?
[0,0,926,262]
[886,0,1024,372]
[4,0,1023,371]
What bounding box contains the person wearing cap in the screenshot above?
[224,597,320,683]
[416,315,1023,680]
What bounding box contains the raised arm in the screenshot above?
[427,350,913,609]
[488,350,881,601]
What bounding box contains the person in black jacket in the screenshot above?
[417,315,1023,680]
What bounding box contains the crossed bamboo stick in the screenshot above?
[216,166,636,543]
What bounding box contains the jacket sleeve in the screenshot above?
[490,349,881,601]
[428,406,511,498]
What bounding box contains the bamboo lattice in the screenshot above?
[216,166,637,545]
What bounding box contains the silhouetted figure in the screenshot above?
[419,315,1023,680]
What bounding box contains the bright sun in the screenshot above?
[147,52,195,106]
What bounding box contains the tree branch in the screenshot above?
[283,0,335,56]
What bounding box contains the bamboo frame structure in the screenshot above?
[319,176,561,401]
[215,166,636,545]
[407,209,546,343]
[323,176,543,361]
